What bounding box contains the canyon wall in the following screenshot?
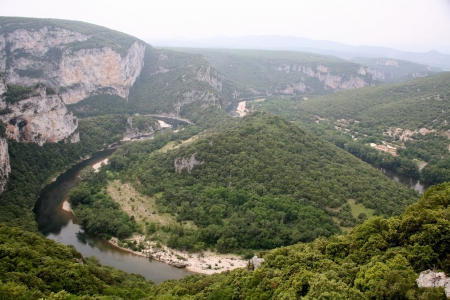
[0,26,146,104]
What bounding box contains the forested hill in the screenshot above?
[252,72,450,183]
[106,113,417,250]
[294,72,450,130]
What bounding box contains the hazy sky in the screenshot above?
[2,0,450,53]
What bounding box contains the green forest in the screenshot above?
[2,182,450,299]
[66,113,417,253]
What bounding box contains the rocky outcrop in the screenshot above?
[275,64,370,92]
[358,67,386,80]
[174,153,204,173]
[122,116,161,140]
[1,26,146,104]
[417,270,450,297]
[173,90,220,115]
[0,84,78,146]
[196,66,224,92]
[248,256,265,270]
[277,81,308,94]
[0,138,10,193]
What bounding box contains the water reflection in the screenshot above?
[375,166,431,194]
[34,133,194,283]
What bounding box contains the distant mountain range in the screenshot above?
[147,35,450,71]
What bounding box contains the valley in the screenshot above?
[0,15,449,299]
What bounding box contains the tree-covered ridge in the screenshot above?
[0,225,155,299]
[0,16,141,55]
[168,48,376,97]
[112,112,417,215]
[295,72,450,130]
[99,113,418,251]
[153,182,450,299]
[252,72,450,183]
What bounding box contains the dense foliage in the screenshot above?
[3,84,35,103]
[0,225,155,299]
[104,113,417,252]
[69,168,141,240]
[152,182,450,299]
[281,72,450,130]
[3,183,450,299]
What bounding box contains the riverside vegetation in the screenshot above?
[2,182,450,299]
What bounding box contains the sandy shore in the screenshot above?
[158,120,172,128]
[61,200,73,213]
[108,235,248,275]
[92,158,108,172]
[236,101,247,117]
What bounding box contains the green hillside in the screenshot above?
[294,72,450,130]
[253,73,450,183]
[74,113,418,252]
[153,182,450,299]
[2,182,450,299]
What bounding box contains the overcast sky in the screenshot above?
[2,0,450,53]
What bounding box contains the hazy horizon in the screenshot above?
[2,0,450,54]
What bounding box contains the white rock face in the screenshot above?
[174,153,204,173]
[196,66,223,92]
[249,256,265,270]
[0,26,146,104]
[275,64,370,92]
[0,86,78,146]
[0,138,11,193]
[172,90,220,115]
[417,270,450,297]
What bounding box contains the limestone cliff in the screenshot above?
[196,65,224,92]
[0,138,10,193]
[0,25,146,104]
[0,84,78,146]
[275,63,370,92]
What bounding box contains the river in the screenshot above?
[374,166,431,194]
[33,122,194,284]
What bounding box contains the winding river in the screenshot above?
[33,121,194,284]
[32,115,432,283]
